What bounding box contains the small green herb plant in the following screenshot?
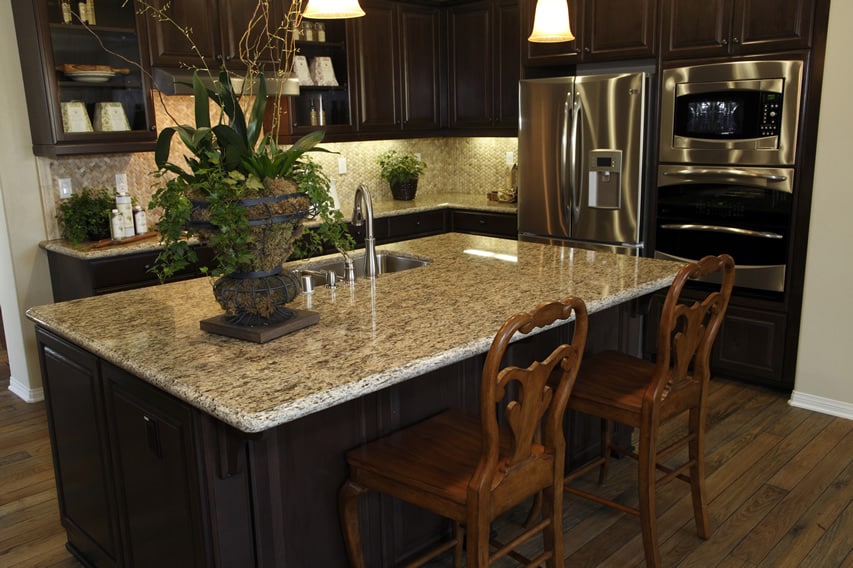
[377,150,427,185]
[56,187,113,244]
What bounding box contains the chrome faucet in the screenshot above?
[352,183,378,280]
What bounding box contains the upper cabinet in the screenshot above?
[349,0,443,134]
[143,0,287,69]
[522,0,657,67]
[448,0,520,132]
[661,0,815,60]
[11,0,157,157]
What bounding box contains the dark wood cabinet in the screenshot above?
[36,329,120,566]
[11,0,157,157]
[450,210,517,238]
[102,362,207,566]
[350,0,443,135]
[661,0,815,60]
[644,286,789,389]
[46,246,215,302]
[143,0,287,69]
[522,0,657,67]
[448,0,520,132]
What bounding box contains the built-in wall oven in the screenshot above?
[655,59,804,293]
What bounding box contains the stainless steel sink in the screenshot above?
[292,252,430,290]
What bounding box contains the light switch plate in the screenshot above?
[58,178,73,199]
[505,151,514,165]
[338,157,347,175]
[415,153,422,161]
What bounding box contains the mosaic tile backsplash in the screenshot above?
[42,94,518,240]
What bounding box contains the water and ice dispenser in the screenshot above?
[587,149,623,209]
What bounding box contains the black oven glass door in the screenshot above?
[655,165,794,293]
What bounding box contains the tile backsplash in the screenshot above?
[42,94,518,240]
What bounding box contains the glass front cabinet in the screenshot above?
[12,0,156,157]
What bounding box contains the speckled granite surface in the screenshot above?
[40,193,517,260]
[27,234,684,433]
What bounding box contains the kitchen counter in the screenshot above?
[28,233,681,433]
[29,233,685,566]
[40,192,517,260]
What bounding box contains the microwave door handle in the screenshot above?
[660,223,784,239]
[662,169,788,182]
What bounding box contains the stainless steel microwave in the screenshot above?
[660,59,803,166]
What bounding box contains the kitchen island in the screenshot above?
[28,234,683,567]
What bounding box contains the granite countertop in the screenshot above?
[40,193,517,260]
[27,234,683,433]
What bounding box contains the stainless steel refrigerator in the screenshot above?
[518,71,650,255]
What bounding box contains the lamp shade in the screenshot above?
[302,0,365,19]
[528,0,575,43]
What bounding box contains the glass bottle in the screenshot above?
[316,22,326,42]
[110,209,124,241]
[133,205,148,235]
[309,99,319,126]
[302,21,314,42]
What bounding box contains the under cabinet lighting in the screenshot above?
[528,0,575,43]
[302,0,365,19]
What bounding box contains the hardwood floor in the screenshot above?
[1,352,850,566]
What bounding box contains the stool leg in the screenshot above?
[689,407,711,539]
[541,485,564,568]
[465,510,491,567]
[599,418,613,484]
[339,480,368,568]
[452,521,464,568]
[638,428,661,568]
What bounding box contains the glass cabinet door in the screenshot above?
[12,0,157,156]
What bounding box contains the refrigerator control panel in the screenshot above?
[588,149,623,209]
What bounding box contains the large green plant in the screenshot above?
[149,70,352,280]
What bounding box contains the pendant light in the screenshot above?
[302,0,365,19]
[528,0,574,43]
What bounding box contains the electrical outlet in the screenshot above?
[338,157,348,175]
[505,151,514,165]
[58,178,73,199]
[415,153,422,161]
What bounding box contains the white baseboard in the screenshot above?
[8,375,44,403]
[789,391,853,420]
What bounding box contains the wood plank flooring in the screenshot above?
[1,349,851,566]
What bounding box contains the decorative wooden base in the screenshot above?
[200,309,319,343]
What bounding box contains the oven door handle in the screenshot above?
[662,169,788,182]
[660,223,784,239]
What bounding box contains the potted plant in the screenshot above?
[377,150,427,201]
[150,69,353,326]
[56,186,113,244]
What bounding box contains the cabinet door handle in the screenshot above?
[144,415,162,458]
[721,38,728,46]
[733,37,740,44]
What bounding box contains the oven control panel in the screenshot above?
[759,92,783,137]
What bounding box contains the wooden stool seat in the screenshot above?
[339,297,589,567]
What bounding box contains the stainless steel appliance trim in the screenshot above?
[654,251,785,293]
[662,169,787,182]
[657,165,795,193]
[560,89,572,230]
[659,59,803,166]
[660,224,784,240]
[675,78,784,96]
[569,94,582,225]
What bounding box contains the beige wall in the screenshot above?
[0,0,53,401]
[792,0,853,415]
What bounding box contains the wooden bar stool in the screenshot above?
[338,297,589,567]
[563,254,735,567]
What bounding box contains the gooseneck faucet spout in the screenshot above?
[352,183,378,279]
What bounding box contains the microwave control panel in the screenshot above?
[759,92,783,137]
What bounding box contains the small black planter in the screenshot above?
[390,178,418,201]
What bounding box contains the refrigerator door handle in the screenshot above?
[559,91,572,224]
[569,96,582,225]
